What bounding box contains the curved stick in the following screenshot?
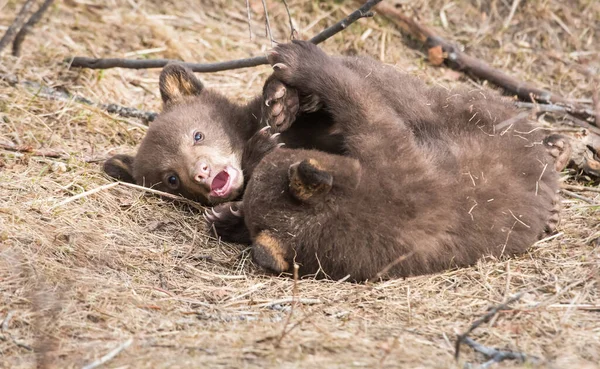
[68,0,381,73]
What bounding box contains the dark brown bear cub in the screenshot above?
[242,41,559,282]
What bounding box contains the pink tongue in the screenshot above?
[211,171,229,191]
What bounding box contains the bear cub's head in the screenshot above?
[104,64,246,205]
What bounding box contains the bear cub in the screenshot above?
[242,41,561,282]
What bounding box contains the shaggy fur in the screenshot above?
[241,41,560,282]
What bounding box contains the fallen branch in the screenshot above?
[1,73,157,123]
[515,101,597,123]
[455,293,540,367]
[12,0,54,56]
[374,2,595,122]
[455,293,522,360]
[0,0,36,53]
[68,0,381,72]
[561,189,598,205]
[515,101,600,135]
[463,337,537,369]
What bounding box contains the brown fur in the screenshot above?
[242,41,560,282]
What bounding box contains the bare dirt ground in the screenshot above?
[1,0,599,368]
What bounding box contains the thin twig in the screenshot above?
[68,0,382,72]
[276,263,300,347]
[562,184,600,193]
[281,0,297,40]
[0,0,37,53]
[12,0,55,57]
[455,293,523,359]
[0,311,33,351]
[374,2,587,107]
[246,297,321,308]
[463,337,537,368]
[515,101,597,126]
[116,181,205,210]
[373,251,415,280]
[261,0,274,45]
[245,0,253,40]
[494,111,530,131]
[503,0,521,29]
[49,182,120,210]
[81,338,133,369]
[309,1,377,45]
[1,73,157,123]
[561,189,597,204]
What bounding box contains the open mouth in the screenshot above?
[210,167,238,198]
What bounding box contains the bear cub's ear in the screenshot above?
[288,159,333,201]
[103,154,135,183]
[159,64,204,107]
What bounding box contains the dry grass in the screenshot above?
[1,0,599,368]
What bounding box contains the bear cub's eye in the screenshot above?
[194,131,204,143]
[166,174,179,189]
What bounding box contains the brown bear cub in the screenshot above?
[104,64,276,205]
[242,41,560,282]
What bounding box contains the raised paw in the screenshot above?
[288,158,333,202]
[252,230,290,273]
[262,77,300,132]
[543,134,572,172]
[204,201,251,244]
[266,40,329,87]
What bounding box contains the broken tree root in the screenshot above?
[0,74,157,123]
[373,2,596,125]
[68,0,381,72]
